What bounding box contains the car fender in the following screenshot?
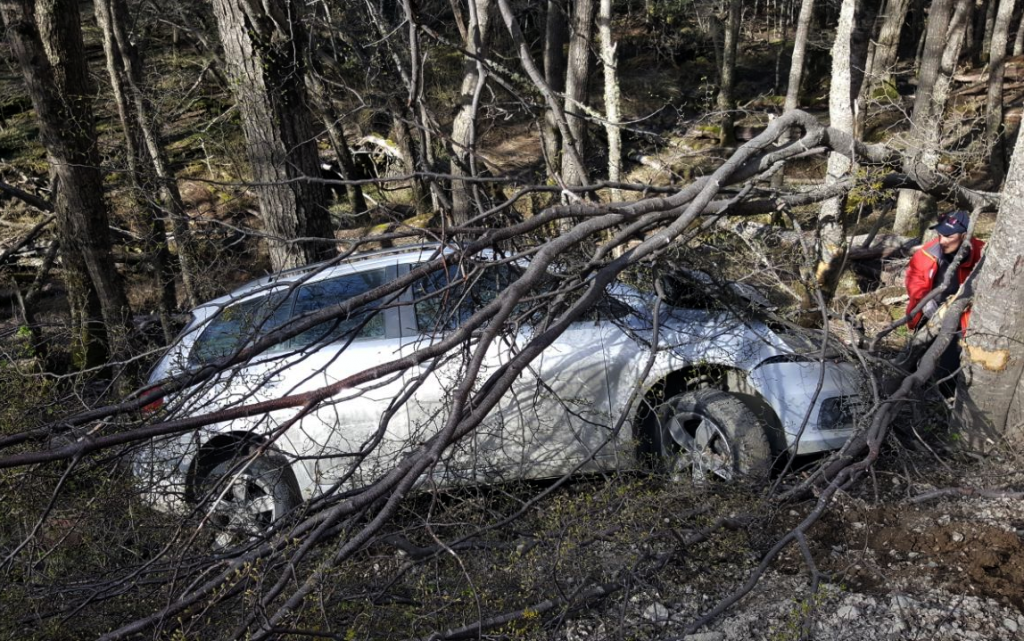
[747,359,863,456]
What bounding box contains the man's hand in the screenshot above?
[922,300,939,318]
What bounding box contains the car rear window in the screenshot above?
[188,268,391,366]
[189,291,291,366]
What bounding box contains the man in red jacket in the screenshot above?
[904,210,985,394]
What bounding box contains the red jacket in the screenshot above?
[905,236,985,331]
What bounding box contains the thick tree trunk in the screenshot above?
[867,0,912,88]
[784,0,816,113]
[956,129,1024,449]
[986,0,1018,184]
[542,0,568,177]
[817,0,860,298]
[598,0,621,197]
[210,0,334,271]
[0,0,129,367]
[850,0,881,138]
[450,0,493,225]
[893,0,971,238]
[392,110,429,215]
[561,0,596,188]
[717,0,742,146]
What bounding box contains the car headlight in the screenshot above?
[818,396,861,430]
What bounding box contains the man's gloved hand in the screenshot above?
[922,300,939,319]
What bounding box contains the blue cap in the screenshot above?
[931,210,969,236]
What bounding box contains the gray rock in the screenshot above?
[891,594,917,609]
[643,602,671,624]
[836,605,861,620]
[1003,617,1019,632]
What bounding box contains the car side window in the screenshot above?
[287,268,389,348]
[189,291,291,366]
[412,264,511,333]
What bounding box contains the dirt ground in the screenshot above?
[594,456,1024,641]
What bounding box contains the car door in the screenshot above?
[510,297,620,478]
[398,262,514,484]
[264,263,413,491]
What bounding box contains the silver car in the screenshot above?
[136,245,864,543]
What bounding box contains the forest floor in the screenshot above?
[558,455,1024,641]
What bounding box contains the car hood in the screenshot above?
[607,284,798,371]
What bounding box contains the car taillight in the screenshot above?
[141,385,164,413]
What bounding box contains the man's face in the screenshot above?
[938,232,966,255]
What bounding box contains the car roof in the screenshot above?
[195,243,454,313]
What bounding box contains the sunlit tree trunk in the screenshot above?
[450,0,493,224]
[598,0,621,198]
[893,0,971,238]
[816,0,859,298]
[717,0,742,145]
[866,0,912,89]
[986,0,1017,184]
[956,128,1024,450]
[784,0,816,114]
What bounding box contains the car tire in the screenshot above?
[645,388,772,483]
[200,452,300,550]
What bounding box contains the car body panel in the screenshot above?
[138,245,866,507]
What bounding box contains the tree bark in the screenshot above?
[0,0,129,367]
[986,0,1018,184]
[717,0,742,146]
[956,129,1024,449]
[210,0,335,271]
[1013,7,1024,55]
[816,0,860,298]
[784,0,816,114]
[542,0,568,177]
[561,0,596,188]
[598,0,621,198]
[450,0,493,225]
[95,0,176,343]
[866,0,912,89]
[893,0,971,238]
[982,0,998,62]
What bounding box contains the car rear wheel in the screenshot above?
[200,452,300,550]
[645,388,772,483]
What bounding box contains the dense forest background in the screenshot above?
[3,0,1024,639]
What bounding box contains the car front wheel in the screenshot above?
[646,388,772,483]
[200,452,300,550]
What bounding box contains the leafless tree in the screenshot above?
[210,0,336,270]
[0,108,1006,640]
[985,0,1017,183]
[0,0,130,367]
[892,0,972,237]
